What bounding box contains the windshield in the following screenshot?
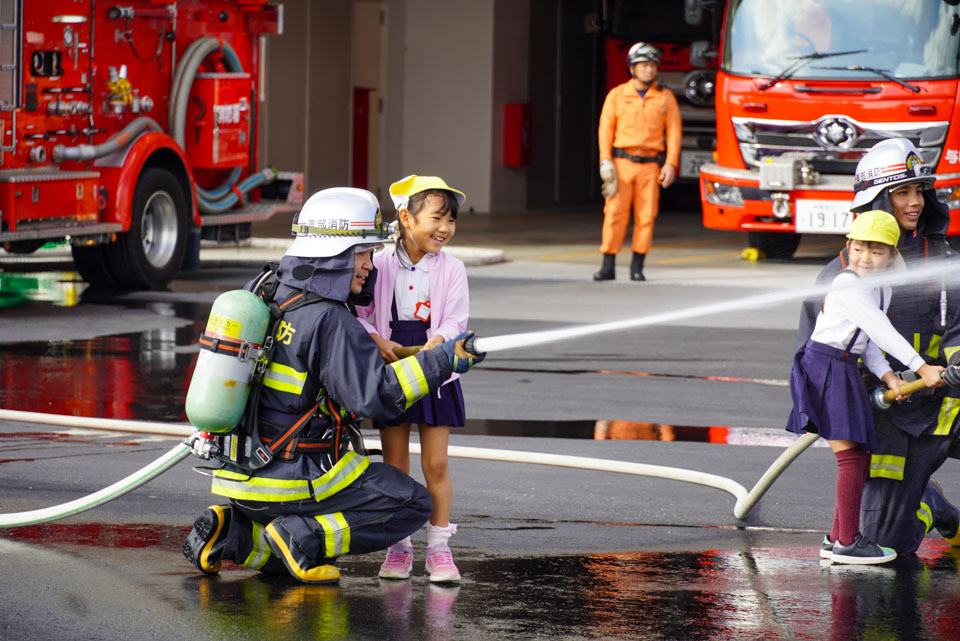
[609,0,713,42]
[724,0,960,79]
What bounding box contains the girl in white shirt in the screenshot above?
[787,210,943,565]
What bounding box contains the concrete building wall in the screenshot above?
[260,0,353,196]
[490,0,531,212]
[262,0,531,212]
[394,0,495,212]
[352,1,384,199]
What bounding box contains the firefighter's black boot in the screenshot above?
[923,478,960,546]
[593,253,616,281]
[630,252,646,281]
[183,504,232,574]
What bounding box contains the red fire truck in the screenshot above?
[697,0,960,258]
[0,0,302,288]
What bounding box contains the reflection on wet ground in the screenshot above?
[0,329,802,445]
[0,281,801,444]
[0,271,85,308]
[4,522,959,640]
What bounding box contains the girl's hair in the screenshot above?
[848,238,896,253]
[395,189,460,266]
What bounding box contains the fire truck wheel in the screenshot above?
[746,231,801,260]
[108,168,188,288]
[71,244,118,287]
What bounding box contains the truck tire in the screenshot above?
[71,244,118,287]
[107,167,188,288]
[746,231,801,259]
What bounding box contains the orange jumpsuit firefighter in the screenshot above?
[595,42,682,281]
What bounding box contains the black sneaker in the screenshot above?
[183,505,232,574]
[830,533,897,565]
[819,535,834,559]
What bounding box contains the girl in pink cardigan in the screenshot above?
[357,175,469,583]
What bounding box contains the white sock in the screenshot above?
[426,523,457,548]
[390,536,412,549]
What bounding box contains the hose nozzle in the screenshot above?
[871,365,960,410]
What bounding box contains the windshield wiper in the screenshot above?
[758,49,867,91]
[813,65,921,93]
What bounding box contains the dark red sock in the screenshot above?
[829,506,840,544]
[834,448,868,546]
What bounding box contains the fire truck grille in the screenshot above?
[733,117,947,176]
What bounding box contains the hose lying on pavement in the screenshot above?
[0,408,818,527]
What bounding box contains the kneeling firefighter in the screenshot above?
[182,187,485,584]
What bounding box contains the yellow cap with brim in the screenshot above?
[389,175,466,210]
[847,209,900,247]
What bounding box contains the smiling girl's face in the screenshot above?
[400,193,457,263]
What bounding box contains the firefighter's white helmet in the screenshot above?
[627,42,661,66]
[851,138,935,212]
[286,187,389,258]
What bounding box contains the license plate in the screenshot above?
[679,150,712,179]
[794,200,854,234]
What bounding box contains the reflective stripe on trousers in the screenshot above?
[315,512,351,557]
[241,521,273,570]
[869,454,905,481]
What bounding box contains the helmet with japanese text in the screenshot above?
[286,187,390,258]
[851,138,935,213]
[627,42,661,67]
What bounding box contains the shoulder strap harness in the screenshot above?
[214,263,364,471]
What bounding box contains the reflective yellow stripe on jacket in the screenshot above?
[389,356,428,409]
[211,452,369,502]
[936,397,960,436]
[869,454,905,481]
[263,361,307,395]
[944,345,960,363]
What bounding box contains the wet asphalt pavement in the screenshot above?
[3,205,960,640]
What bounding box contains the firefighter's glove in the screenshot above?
[943,365,960,389]
[599,160,618,199]
[438,331,486,374]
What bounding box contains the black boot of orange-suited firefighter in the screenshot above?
[593,253,615,281]
[630,252,646,281]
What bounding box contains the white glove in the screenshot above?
[599,159,618,199]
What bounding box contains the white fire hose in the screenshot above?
[0,408,818,527]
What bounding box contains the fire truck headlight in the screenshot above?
[705,182,743,206]
[935,186,960,210]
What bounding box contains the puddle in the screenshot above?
[3,521,958,640]
[0,289,801,446]
[459,419,824,447]
[0,299,208,421]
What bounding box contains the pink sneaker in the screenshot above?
[378,544,414,579]
[425,544,461,583]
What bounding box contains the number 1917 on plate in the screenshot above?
[794,200,854,234]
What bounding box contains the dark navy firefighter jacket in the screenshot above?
[209,250,454,504]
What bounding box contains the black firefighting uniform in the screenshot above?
[797,192,960,555]
[206,251,453,578]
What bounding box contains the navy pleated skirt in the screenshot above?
[785,340,877,449]
[375,319,466,429]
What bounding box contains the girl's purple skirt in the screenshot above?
[375,319,466,429]
[786,340,877,450]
